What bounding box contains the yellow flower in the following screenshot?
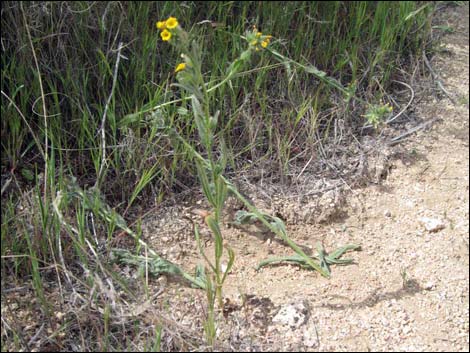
[160,29,171,41]
[250,39,258,46]
[166,17,178,29]
[175,63,186,73]
[261,40,268,48]
[256,32,262,37]
[156,21,166,30]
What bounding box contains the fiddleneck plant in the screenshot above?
[154,16,388,331]
[155,18,278,311]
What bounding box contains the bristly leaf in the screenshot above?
[205,214,223,260]
[255,243,361,272]
[215,177,228,218]
[195,159,216,206]
[191,95,210,147]
[222,246,235,283]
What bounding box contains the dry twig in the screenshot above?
[422,50,457,104]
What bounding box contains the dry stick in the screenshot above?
[385,80,415,124]
[27,323,46,348]
[95,42,124,189]
[388,118,438,146]
[386,80,415,124]
[422,50,457,105]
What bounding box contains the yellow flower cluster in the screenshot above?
[156,16,179,41]
[249,27,272,51]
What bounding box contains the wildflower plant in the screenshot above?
[363,102,393,128]
[153,17,368,341]
[155,15,366,287]
[247,26,273,51]
[156,16,238,311]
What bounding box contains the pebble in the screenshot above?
[402,325,412,334]
[419,217,446,232]
[303,327,319,348]
[272,301,310,329]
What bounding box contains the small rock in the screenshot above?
[405,200,415,208]
[384,210,392,217]
[419,217,446,232]
[402,325,412,335]
[424,281,436,290]
[272,300,310,329]
[303,327,318,348]
[157,275,167,287]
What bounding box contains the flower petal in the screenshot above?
[166,17,178,29]
[161,29,171,41]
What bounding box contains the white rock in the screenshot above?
[302,327,318,348]
[402,325,412,335]
[419,217,445,232]
[424,281,436,290]
[272,301,310,329]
